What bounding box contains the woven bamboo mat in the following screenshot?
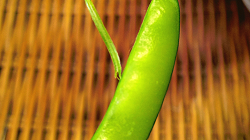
[0,0,250,139]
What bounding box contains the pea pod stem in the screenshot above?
[85,0,122,79]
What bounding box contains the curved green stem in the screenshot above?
[85,0,122,80]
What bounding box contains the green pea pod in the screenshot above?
[91,0,180,139]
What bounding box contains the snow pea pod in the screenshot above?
[89,0,180,139]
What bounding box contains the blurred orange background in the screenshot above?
[0,0,249,139]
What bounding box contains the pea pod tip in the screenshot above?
[115,71,122,80]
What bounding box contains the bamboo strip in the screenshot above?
[229,1,241,129]
[205,0,216,125]
[165,94,172,140]
[217,0,229,125]
[0,0,7,30]
[46,8,64,139]
[0,0,18,104]
[186,0,204,138]
[32,1,52,139]
[71,0,85,139]
[0,73,14,139]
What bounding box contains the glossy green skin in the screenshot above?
[92,0,180,139]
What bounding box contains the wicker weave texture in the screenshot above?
[0,0,250,139]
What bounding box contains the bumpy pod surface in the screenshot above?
[92,0,180,139]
